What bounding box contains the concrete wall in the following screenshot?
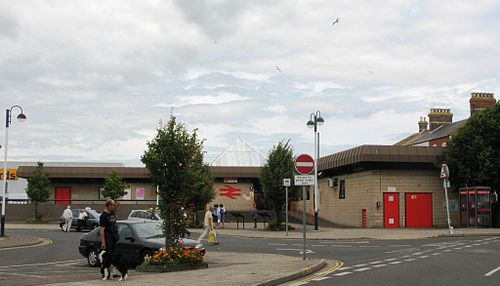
[316,169,460,228]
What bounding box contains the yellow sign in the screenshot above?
[0,169,17,180]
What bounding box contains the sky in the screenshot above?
[0,0,499,166]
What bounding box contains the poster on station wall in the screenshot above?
[135,187,145,200]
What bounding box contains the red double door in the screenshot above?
[405,193,433,228]
[55,187,71,205]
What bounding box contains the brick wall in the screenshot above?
[316,169,459,228]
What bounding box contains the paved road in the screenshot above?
[2,229,499,286]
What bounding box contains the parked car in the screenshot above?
[78,220,204,267]
[59,208,101,232]
[128,209,160,221]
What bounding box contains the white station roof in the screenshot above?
[211,137,265,167]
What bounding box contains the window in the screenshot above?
[339,179,346,199]
[118,224,133,240]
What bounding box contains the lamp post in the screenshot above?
[306,111,324,231]
[1,105,27,237]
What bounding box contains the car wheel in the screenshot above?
[87,248,100,267]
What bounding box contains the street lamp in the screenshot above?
[307,111,324,230]
[1,105,27,237]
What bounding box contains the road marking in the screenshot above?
[389,261,402,265]
[0,238,52,251]
[384,258,398,262]
[320,241,369,244]
[432,253,441,256]
[288,282,309,286]
[419,255,429,259]
[360,245,380,248]
[353,263,368,267]
[372,264,387,268]
[311,245,328,247]
[485,266,500,277]
[404,258,417,262]
[311,277,331,281]
[330,245,352,248]
[292,244,303,246]
[389,244,411,247]
[334,272,353,276]
[339,266,352,270]
[301,261,344,282]
[443,249,452,252]
[401,255,411,258]
[268,243,287,246]
[369,261,382,264]
[354,267,371,272]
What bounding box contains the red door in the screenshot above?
[55,187,71,205]
[406,193,432,228]
[383,193,399,228]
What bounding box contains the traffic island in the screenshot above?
[0,235,47,249]
[136,261,208,273]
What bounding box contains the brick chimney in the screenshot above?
[470,92,496,117]
[428,108,452,131]
[418,117,428,132]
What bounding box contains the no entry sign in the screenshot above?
[295,154,315,175]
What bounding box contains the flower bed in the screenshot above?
[137,244,207,273]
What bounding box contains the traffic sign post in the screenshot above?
[283,178,291,236]
[294,154,315,261]
[441,164,453,235]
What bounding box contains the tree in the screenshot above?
[442,102,499,191]
[102,170,129,200]
[261,139,296,229]
[141,116,214,245]
[25,162,51,218]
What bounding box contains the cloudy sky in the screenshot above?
[1,0,499,166]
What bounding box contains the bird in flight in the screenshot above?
[332,18,340,26]
[275,66,282,73]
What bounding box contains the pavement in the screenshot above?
[2,222,499,285]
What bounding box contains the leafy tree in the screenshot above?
[442,102,499,191]
[261,139,296,229]
[25,162,51,218]
[141,116,214,245]
[102,170,129,200]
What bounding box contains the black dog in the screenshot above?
[98,250,129,281]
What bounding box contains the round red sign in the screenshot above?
[295,154,315,175]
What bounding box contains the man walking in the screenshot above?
[198,205,218,244]
[100,199,119,258]
[62,206,73,232]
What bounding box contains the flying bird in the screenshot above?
[275,66,282,73]
[332,18,340,26]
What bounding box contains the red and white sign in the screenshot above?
[219,185,241,199]
[295,154,315,175]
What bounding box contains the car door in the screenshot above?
[115,223,141,263]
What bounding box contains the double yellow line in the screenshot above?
[295,260,344,284]
[0,238,52,251]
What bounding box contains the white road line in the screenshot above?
[373,264,388,268]
[404,258,417,262]
[320,241,369,244]
[334,272,353,276]
[0,272,47,278]
[464,245,472,248]
[360,245,380,248]
[292,244,303,246]
[369,261,383,264]
[401,255,411,258]
[268,243,287,246]
[384,258,398,262]
[412,252,424,256]
[311,277,331,281]
[485,266,500,277]
[330,245,352,248]
[353,264,368,267]
[354,267,371,272]
[432,253,441,256]
[339,266,352,270]
[389,261,402,265]
[419,255,429,259]
[453,247,463,250]
[389,244,412,247]
[443,249,452,252]
[311,245,328,247]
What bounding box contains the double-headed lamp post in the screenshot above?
[306,111,324,231]
[1,105,27,237]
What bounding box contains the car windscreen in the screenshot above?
[131,222,163,239]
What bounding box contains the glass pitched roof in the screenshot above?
[211,137,265,167]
